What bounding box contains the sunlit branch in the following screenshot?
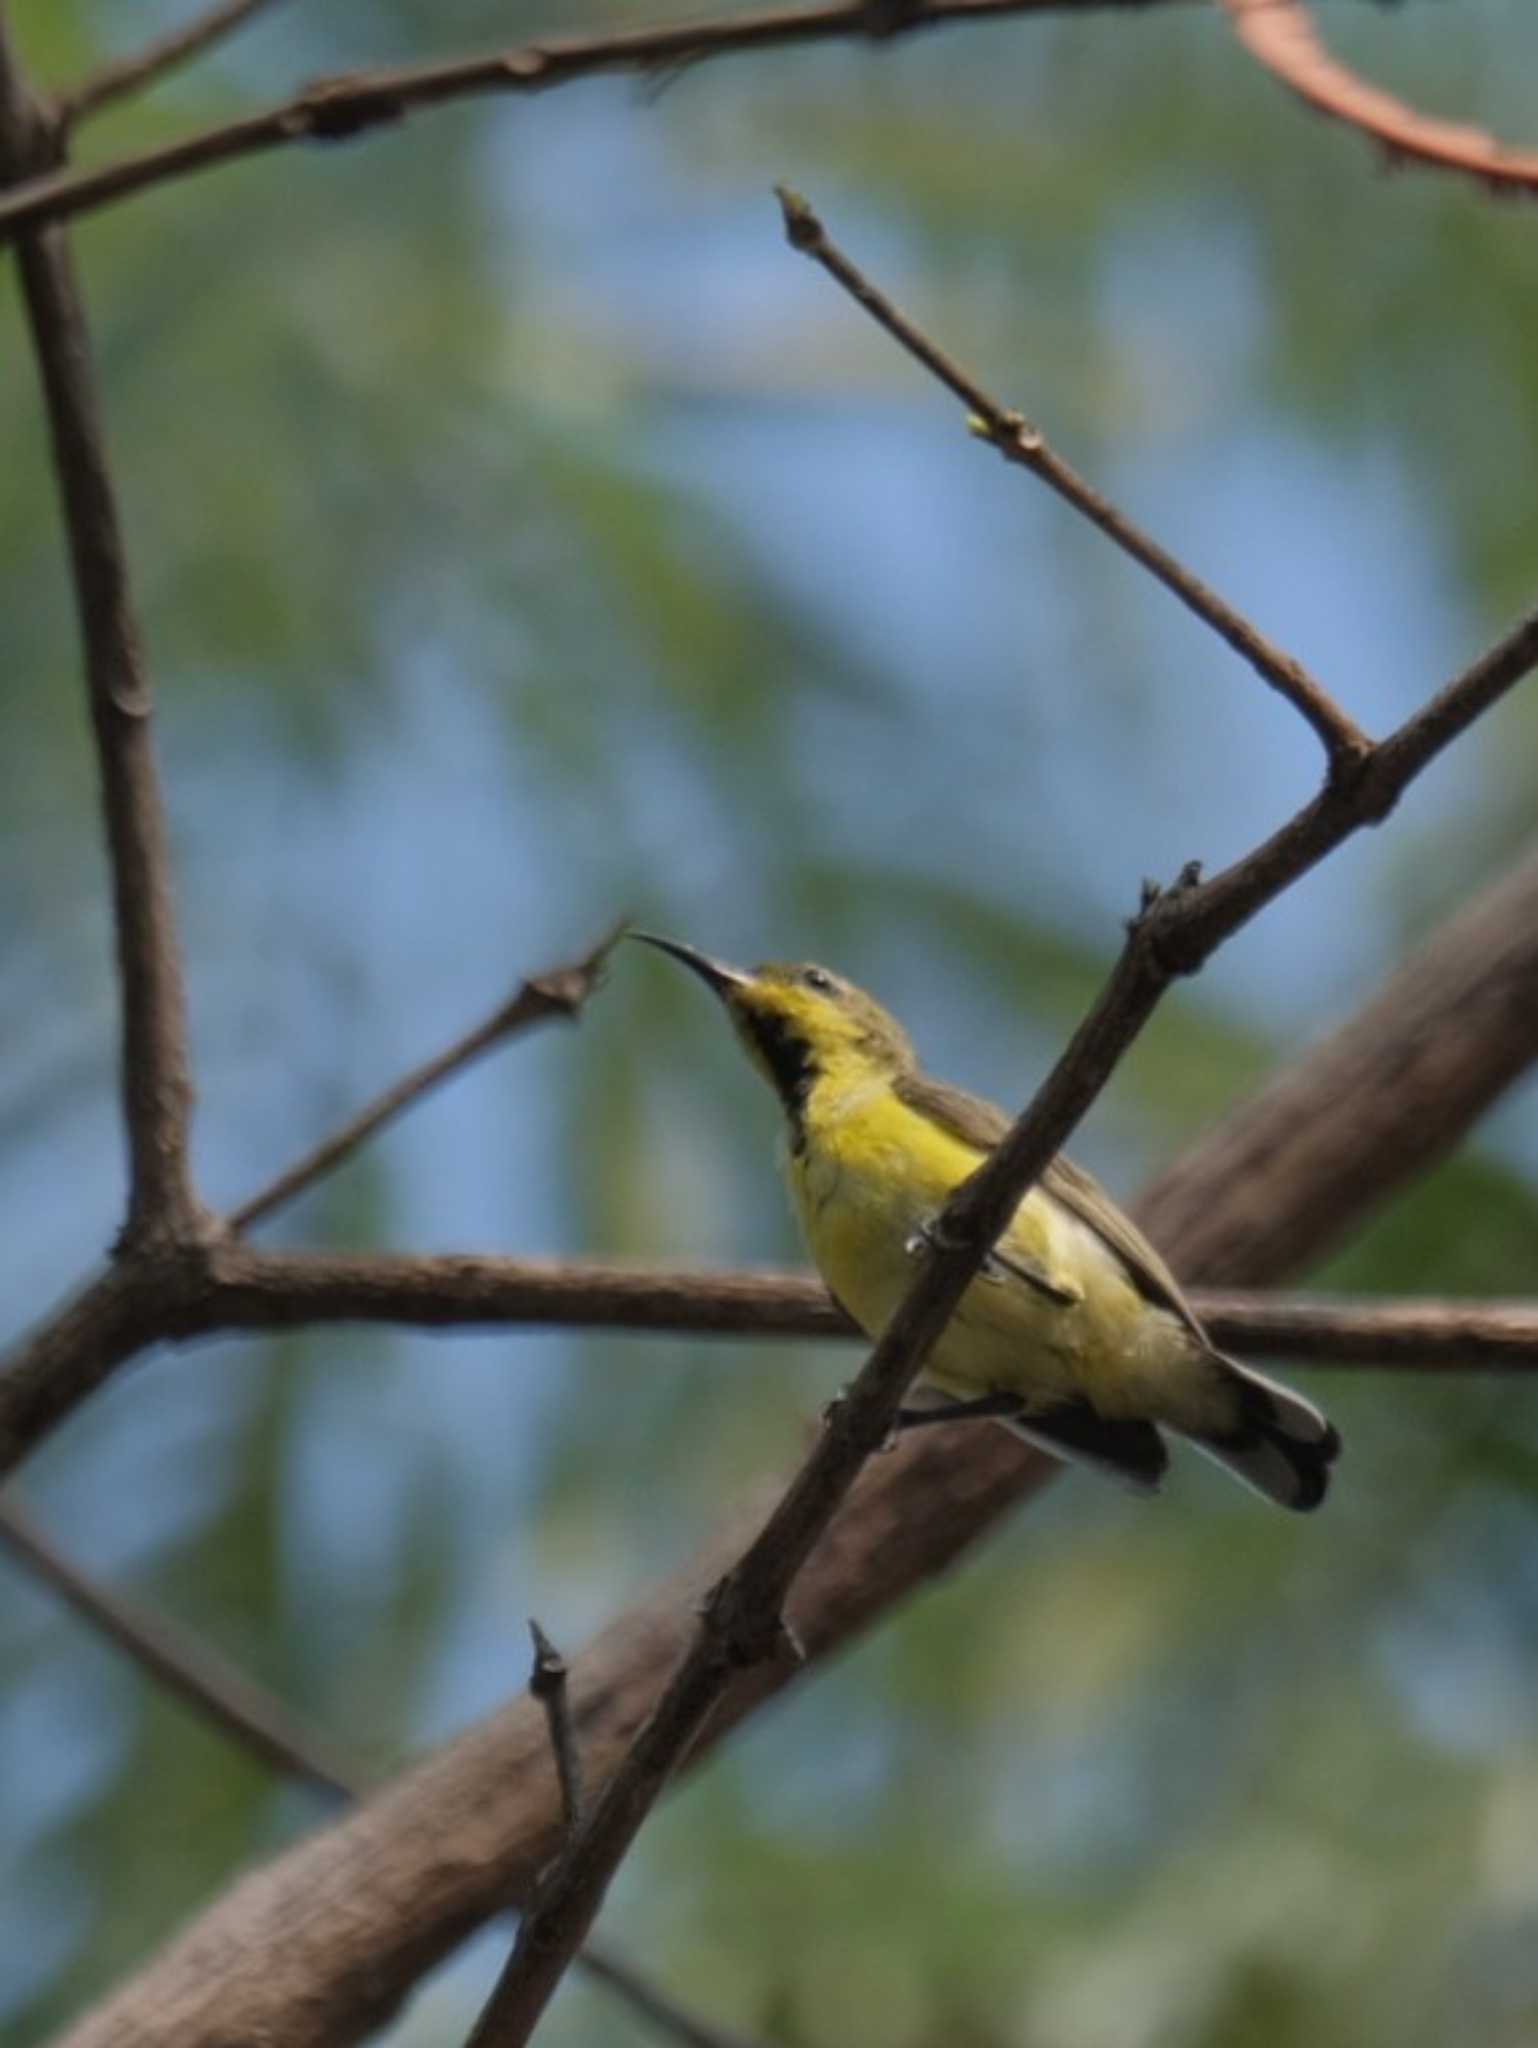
[1221,0,1538,196]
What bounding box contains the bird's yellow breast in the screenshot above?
[786,1077,1199,1420]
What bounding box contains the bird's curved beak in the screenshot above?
[630,931,752,1002]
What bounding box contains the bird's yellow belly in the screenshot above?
[787,1098,1197,1422]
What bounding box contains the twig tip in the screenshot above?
[775,183,819,250]
[528,1617,567,1696]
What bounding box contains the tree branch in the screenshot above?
[231,921,623,1231]
[0,1492,359,1798]
[774,189,1538,934]
[776,186,1371,771]
[0,0,1183,246]
[0,1267,162,1480]
[0,1496,776,2048]
[7,1250,1536,1495]
[1193,1295,1538,1374]
[1220,0,1538,197]
[1143,838,1538,1285]
[0,20,205,1253]
[527,1620,584,1838]
[197,1251,1538,1375]
[57,0,291,126]
[0,925,621,1479]
[57,821,1538,2048]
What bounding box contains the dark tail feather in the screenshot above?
[1003,1400,1170,1497]
[1185,1357,1341,1513]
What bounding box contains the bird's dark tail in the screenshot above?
[1184,1357,1341,1512]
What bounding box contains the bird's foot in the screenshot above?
[904,1212,1009,1286]
[894,1391,1026,1432]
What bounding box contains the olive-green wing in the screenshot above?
[895,1071,1207,1343]
[1041,1154,1207,1344]
[895,1071,1012,1153]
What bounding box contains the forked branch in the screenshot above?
[776,184,1369,768]
[462,197,1538,2042]
[232,921,624,1230]
[0,924,621,1479]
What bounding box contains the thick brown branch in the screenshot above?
[0,0,1179,246]
[0,26,204,1252]
[776,186,1370,769]
[58,0,291,126]
[0,1268,163,1484]
[232,921,623,1231]
[1144,840,1538,1284]
[0,1498,773,2048]
[1220,0,1538,197]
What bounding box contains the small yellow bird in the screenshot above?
[635,936,1339,1511]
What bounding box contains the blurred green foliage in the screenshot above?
[4,3,1538,2045]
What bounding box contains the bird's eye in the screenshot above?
[803,967,837,995]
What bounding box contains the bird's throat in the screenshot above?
[737,1008,816,1143]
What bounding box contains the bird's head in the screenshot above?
[631,934,914,1117]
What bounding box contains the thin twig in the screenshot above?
[0,1497,773,2048]
[232,921,625,1231]
[0,0,1181,246]
[528,1620,584,1838]
[0,23,206,1253]
[1221,0,1538,197]
[58,0,291,126]
[776,185,1370,771]
[0,1492,360,1797]
[571,1949,771,2048]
